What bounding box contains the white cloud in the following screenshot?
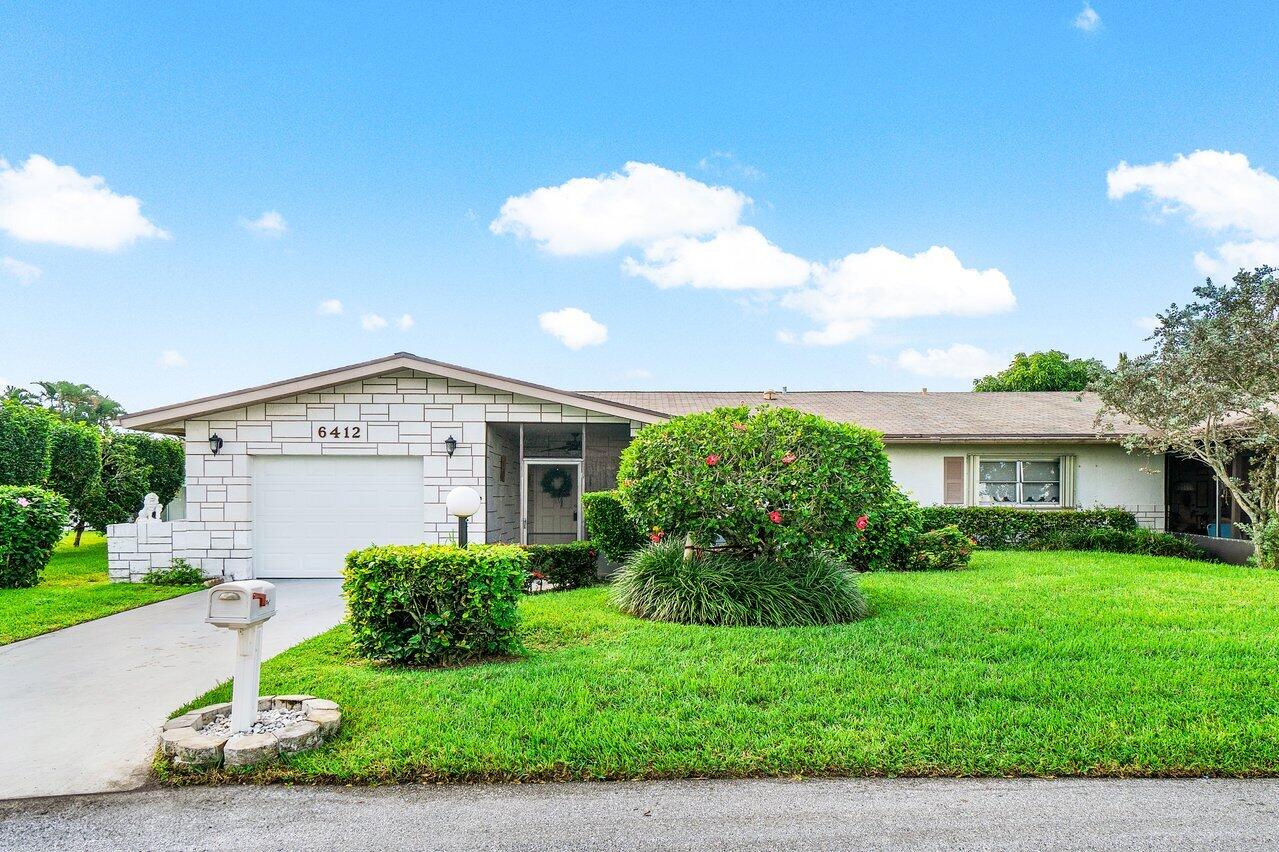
[1192,239,1279,276]
[779,246,1015,345]
[1134,316,1160,334]
[491,161,746,255]
[538,307,608,349]
[622,226,812,290]
[158,350,187,368]
[361,313,388,331]
[0,155,168,250]
[624,368,653,380]
[895,344,1006,379]
[241,210,287,236]
[1108,150,1279,239]
[316,298,344,315]
[1073,2,1101,32]
[698,151,763,180]
[396,313,415,330]
[2,256,41,285]
[496,163,1019,346]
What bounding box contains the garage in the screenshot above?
[251,455,425,578]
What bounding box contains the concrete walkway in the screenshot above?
[0,580,344,800]
[3,778,1278,850]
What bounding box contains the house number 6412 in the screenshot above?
[317,425,361,439]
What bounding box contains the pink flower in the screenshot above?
[855,514,869,531]
[768,510,783,524]
[705,454,720,466]
[16,497,30,508]
[649,531,665,543]
[781,452,797,465]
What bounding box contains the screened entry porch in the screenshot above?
[484,422,631,545]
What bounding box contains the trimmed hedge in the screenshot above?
[0,486,70,588]
[905,525,974,571]
[344,544,527,666]
[0,400,52,487]
[619,406,920,571]
[582,490,644,563]
[523,541,598,591]
[1026,527,1211,560]
[919,506,1137,549]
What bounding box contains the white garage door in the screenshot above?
[252,455,425,578]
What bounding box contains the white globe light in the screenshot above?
[446,486,482,519]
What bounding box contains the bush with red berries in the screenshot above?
[617,406,920,571]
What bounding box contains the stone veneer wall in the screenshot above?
[108,368,637,582]
[485,425,521,544]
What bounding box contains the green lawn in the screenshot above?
[165,550,1279,782]
[0,533,201,645]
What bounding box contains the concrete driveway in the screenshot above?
[0,579,344,800]
[3,778,1278,850]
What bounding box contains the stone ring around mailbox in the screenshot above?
[159,581,342,770]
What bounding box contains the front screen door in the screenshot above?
[523,461,581,544]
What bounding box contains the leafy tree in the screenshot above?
[2,385,39,406]
[46,420,103,546]
[81,436,152,533]
[31,380,126,427]
[0,399,52,486]
[973,350,1109,392]
[115,433,184,506]
[1097,267,1279,569]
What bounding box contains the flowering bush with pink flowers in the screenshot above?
[617,406,920,570]
[0,485,69,588]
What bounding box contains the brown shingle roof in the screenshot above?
[577,390,1137,442]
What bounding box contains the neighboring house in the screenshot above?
[106,352,1166,582]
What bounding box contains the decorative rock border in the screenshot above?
[160,695,341,769]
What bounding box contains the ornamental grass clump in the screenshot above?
[611,539,868,627]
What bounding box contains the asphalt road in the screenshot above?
[3,777,1278,851]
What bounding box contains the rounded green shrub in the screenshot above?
[582,490,645,563]
[344,544,528,665]
[618,406,919,570]
[0,486,70,588]
[611,540,869,627]
[905,525,974,571]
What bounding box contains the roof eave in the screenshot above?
[117,353,667,434]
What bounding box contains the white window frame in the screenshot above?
[976,458,1062,508]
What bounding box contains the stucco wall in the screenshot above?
[885,443,1166,529]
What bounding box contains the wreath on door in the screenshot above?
[540,466,574,499]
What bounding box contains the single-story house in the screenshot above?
[107,352,1176,582]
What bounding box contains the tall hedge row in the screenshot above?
[918,506,1138,549]
[0,400,52,487]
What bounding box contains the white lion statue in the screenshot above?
[136,492,164,523]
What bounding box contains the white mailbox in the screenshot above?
[206,580,277,628]
[205,579,278,733]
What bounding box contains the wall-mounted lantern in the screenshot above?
[209,433,225,455]
[444,435,458,457]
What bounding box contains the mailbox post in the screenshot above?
[205,580,277,733]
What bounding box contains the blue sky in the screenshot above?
[2,1,1277,410]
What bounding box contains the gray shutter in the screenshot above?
[943,456,965,505]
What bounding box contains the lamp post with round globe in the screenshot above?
[446,486,482,548]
